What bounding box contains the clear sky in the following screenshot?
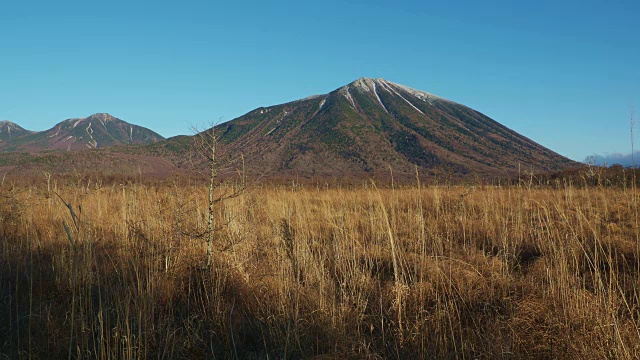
[1,0,639,162]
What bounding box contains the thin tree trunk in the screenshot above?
[207,136,216,268]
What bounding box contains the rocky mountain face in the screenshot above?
[0,121,33,143]
[201,78,575,179]
[0,113,164,151]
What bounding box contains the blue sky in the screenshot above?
[1,0,639,162]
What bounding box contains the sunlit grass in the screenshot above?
[1,178,639,358]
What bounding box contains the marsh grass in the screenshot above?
[0,178,639,358]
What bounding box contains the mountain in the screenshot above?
[198,78,575,179]
[0,113,164,151]
[0,121,33,142]
[0,80,576,181]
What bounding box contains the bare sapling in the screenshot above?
[191,124,247,269]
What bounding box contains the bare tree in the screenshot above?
[583,155,601,186]
[190,124,246,268]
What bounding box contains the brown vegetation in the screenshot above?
[1,176,639,358]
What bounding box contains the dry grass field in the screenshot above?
[1,176,640,358]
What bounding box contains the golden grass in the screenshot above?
[1,179,639,358]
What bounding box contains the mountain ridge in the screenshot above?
[0,79,578,181]
[0,113,165,151]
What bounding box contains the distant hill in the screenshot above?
[0,113,164,151]
[0,121,33,143]
[182,78,576,179]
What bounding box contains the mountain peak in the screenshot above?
[88,113,117,121]
[0,120,32,142]
[352,77,385,82]
[0,120,28,130]
[343,78,454,105]
[62,113,120,126]
[204,78,574,179]
[348,77,380,91]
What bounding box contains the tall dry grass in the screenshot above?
[1,178,639,358]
